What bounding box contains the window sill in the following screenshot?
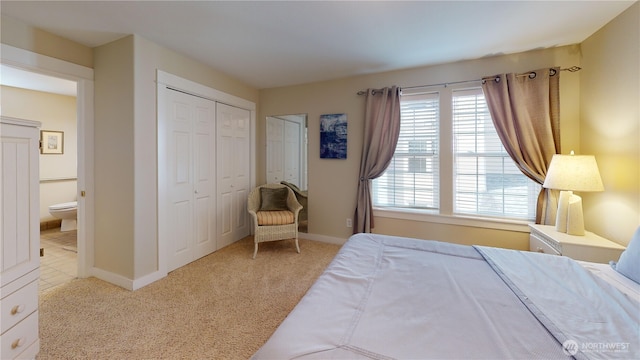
[373,208,531,233]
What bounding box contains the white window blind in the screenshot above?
[452,88,539,220]
[373,92,439,210]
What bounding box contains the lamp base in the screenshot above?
[554,191,585,236]
[566,194,585,236]
[555,190,571,233]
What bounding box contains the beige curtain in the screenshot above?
[482,68,560,224]
[354,86,401,233]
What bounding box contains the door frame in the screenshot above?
[156,70,255,276]
[1,44,95,278]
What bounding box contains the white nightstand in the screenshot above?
[528,224,625,264]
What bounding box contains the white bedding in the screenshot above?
[253,233,639,360]
[578,260,640,300]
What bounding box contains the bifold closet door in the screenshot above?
[216,103,251,248]
[284,120,301,185]
[162,89,216,272]
[266,117,284,184]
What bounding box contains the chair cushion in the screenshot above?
[260,187,289,211]
[257,210,295,226]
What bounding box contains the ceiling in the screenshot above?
[1,1,636,93]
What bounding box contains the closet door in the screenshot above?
[283,120,301,185]
[217,103,251,248]
[266,117,284,184]
[162,89,216,272]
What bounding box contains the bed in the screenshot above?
[252,232,640,359]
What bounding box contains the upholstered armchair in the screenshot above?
[247,184,303,259]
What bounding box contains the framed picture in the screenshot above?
[40,130,64,154]
[320,113,347,159]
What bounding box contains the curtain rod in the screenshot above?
[357,66,581,95]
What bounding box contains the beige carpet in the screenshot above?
[38,237,341,360]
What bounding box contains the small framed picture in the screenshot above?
[40,130,64,155]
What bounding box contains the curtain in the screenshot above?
[353,86,401,233]
[482,68,560,224]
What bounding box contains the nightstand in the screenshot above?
[528,224,625,263]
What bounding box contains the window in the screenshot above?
[373,87,539,222]
[452,89,539,220]
[372,92,439,210]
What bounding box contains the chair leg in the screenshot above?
[253,242,258,259]
[295,237,300,254]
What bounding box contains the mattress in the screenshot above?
[252,233,639,360]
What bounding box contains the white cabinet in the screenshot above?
[1,117,40,359]
[529,224,625,263]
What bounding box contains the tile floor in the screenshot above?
[40,228,77,292]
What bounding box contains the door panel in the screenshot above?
[163,89,216,271]
[284,121,301,185]
[266,117,284,184]
[217,103,251,248]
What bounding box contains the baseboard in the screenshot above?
[131,270,167,291]
[300,232,348,245]
[89,267,135,291]
[89,267,167,291]
[40,219,62,231]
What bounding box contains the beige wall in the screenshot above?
[1,86,77,222]
[580,3,639,246]
[93,36,136,277]
[259,46,582,249]
[1,14,93,68]
[93,34,259,280]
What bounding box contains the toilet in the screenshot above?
[48,201,78,231]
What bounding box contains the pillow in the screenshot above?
[610,226,640,285]
[260,187,289,211]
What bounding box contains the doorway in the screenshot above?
[1,44,95,280]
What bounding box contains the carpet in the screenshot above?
[37,237,341,359]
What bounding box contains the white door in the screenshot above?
[266,117,284,184]
[162,88,216,272]
[217,103,251,248]
[284,120,301,185]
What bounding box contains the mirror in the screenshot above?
[266,114,308,232]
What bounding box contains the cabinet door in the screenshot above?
[216,103,251,248]
[1,120,40,287]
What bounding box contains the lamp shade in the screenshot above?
[542,153,604,192]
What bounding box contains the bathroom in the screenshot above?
[1,71,78,291]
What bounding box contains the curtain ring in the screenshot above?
[528,72,537,79]
[549,68,557,76]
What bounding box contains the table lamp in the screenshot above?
[542,151,604,236]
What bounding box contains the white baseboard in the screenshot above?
[89,267,167,291]
[89,267,134,290]
[300,232,348,245]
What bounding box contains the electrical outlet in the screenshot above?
[346,218,352,228]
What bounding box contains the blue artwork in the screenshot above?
[320,113,347,159]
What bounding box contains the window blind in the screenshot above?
[373,92,439,209]
[452,88,539,220]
